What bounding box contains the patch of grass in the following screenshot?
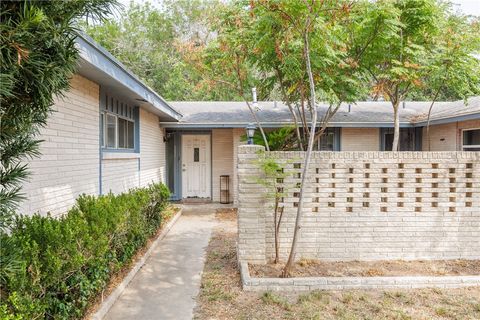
[261,292,292,311]
[435,306,448,316]
[297,290,329,305]
[341,292,355,304]
[201,279,234,302]
[475,303,480,312]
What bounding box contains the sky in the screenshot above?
[119,0,480,16]
[451,0,480,15]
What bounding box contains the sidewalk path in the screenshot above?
[104,212,216,320]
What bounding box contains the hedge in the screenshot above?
[0,183,170,319]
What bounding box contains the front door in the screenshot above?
[181,134,211,198]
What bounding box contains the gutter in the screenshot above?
[159,121,416,129]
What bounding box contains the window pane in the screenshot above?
[118,118,126,148]
[127,121,134,149]
[100,113,104,147]
[463,129,480,146]
[106,114,116,148]
[194,147,200,162]
[463,147,480,151]
[319,132,334,151]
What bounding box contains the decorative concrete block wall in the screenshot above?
[237,145,480,263]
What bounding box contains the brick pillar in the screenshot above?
[237,145,267,263]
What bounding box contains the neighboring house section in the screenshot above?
[164,99,479,203]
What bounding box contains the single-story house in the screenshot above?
[20,34,480,216]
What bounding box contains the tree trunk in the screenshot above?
[273,197,280,263]
[391,101,400,151]
[426,79,446,151]
[282,29,317,278]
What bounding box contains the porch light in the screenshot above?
[246,123,256,145]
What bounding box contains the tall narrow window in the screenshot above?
[117,117,135,149]
[106,114,116,148]
[100,113,105,147]
[317,128,337,151]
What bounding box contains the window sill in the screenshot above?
[102,152,140,160]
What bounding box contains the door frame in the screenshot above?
[166,130,212,200]
[181,133,212,199]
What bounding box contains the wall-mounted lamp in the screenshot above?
[246,123,256,145]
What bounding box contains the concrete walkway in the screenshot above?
[104,209,216,320]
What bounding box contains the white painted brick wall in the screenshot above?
[139,108,166,187]
[212,129,234,202]
[19,75,100,216]
[101,158,139,194]
[238,146,480,263]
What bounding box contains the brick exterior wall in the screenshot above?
[237,145,480,263]
[423,120,480,151]
[212,129,234,202]
[233,128,246,205]
[139,108,166,187]
[341,128,380,151]
[20,75,100,216]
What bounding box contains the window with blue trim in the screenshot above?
[101,93,137,150]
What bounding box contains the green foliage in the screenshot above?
[243,127,296,151]
[0,183,170,319]
[0,0,117,224]
[357,0,480,101]
[85,0,241,101]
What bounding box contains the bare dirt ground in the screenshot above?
[194,209,480,320]
[250,259,480,278]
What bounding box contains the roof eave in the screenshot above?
[159,121,416,129]
[413,112,480,127]
[75,32,182,121]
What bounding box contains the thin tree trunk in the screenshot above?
[275,67,304,150]
[244,100,270,151]
[232,53,270,151]
[273,197,280,263]
[212,77,270,151]
[426,78,446,151]
[282,28,317,278]
[391,100,400,151]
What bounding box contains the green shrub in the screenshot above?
[0,183,170,319]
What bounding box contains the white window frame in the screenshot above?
[461,128,480,151]
[102,112,135,150]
